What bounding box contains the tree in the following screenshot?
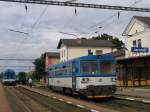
[92,33,124,49]
[112,37,124,49]
[26,71,37,81]
[18,72,27,84]
[33,54,45,80]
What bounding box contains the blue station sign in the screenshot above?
[131,47,149,53]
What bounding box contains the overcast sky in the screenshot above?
[0,0,150,73]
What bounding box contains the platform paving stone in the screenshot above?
[116,90,150,99]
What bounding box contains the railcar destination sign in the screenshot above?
[131,47,149,53]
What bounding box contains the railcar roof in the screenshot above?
[48,55,114,69]
[4,69,15,74]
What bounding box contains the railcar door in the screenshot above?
[72,61,77,92]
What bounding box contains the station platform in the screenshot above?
[0,84,12,112]
[116,88,150,100]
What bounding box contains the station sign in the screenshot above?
[131,47,149,53]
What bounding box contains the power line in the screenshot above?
[29,5,49,34]
[65,0,78,3]
[0,68,35,71]
[11,5,49,60]
[85,0,144,37]
[8,29,29,35]
[0,0,150,12]
[59,32,78,37]
[0,66,34,67]
[88,0,143,30]
[0,59,35,61]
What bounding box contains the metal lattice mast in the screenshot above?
[0,0,150,12]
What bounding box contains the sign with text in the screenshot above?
[131,47,149,53]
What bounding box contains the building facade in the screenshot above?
[123,16,150,58]
[117,16,150,87]
[44,52,60,70]
[57,38,115,62]
[41,52,60,83]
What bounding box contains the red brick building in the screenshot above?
[42,52,60,83]
[44,52,60,71]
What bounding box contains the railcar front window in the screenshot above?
[100,62,113,74]
[91,62,99,74]
[3,73,15,79]
[81,61,98,74]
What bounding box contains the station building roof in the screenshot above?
[134,16,150,26]
[57,38,115,49]
[43,52,60,58]
[118,54,150,62]
[123,16,150,36]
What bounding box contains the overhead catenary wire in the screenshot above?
[6,4,49,71]
[29,5,49,34]
[58,0,144,38]
[87,0,143,30]
[0,0,149,12]
[13,5,49,58]
[85,0,143,37]
[8,29,29,35]
[1,0,146,62]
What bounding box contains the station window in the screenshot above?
[136,30,138,33]
[133,40,136,47]
[138,39,142,47]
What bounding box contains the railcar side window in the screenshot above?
[100,62,113,74]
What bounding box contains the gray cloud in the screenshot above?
[0,0,149,73]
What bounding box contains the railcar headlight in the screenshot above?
[81,78,90,83]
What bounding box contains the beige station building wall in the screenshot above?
[125,18,150,58]
[60,46,114,62]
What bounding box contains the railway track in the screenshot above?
[34,86,150,112]
[93,97,150,112]
[4,86,150,112]
[4,86,90,112]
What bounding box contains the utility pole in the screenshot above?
[0,0,150,12]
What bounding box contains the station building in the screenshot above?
[42,52,60,83]
[43,52,60,71]
[57,38,115,62]
[116,16,150,87]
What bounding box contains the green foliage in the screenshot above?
[33,54,45,80]
[92,33,113,40]
[112,37,124,49]
[92,33,124,49]
[26,71,37,81]
[18,72,26,81]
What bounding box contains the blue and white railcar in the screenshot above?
[48,55,116,98]
[2,69,16,86]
